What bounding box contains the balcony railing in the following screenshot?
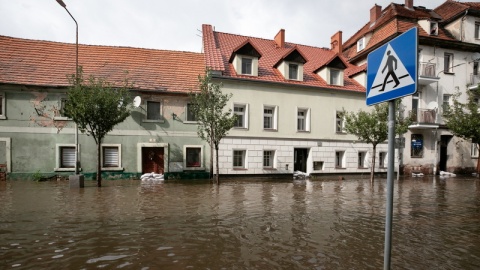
[410,109,436,124]
[419,62,437,77]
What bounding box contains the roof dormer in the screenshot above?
[274,47,307,81]
[419,19,439,36]
[229,40,261,76]
[315,55,348,86]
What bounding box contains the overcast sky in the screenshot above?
[0,0,446,52]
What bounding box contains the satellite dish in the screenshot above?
[472,52,480,61]
[427,101,438,110]
[133,96,142,108]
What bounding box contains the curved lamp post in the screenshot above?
[56,0,80,175]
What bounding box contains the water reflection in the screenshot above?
[1,177,480,269]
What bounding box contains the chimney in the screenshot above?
[405,0,413,9]
[370,4,382,24]
[274,29,285,48]
[330,31,342,54]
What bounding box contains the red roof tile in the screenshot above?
[435,1,480,23]
[202,24,364,93]
[0,36,205,93]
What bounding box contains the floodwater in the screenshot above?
[1,177,480,269]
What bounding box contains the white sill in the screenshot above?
[53,116,71,121]
[101,167,124,171]
[183,120,198,124]
[263,128,278,132]
[184,167,205,171]
[0,115,6,120]
[233,127,248,130]
[142,119,165,123]
[55,168,82,172]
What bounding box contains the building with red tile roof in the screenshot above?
[342,0,480,175]
[0,35,207,179]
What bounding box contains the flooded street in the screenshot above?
[1,177,480,269]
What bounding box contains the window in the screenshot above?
[357,37,365,52]
[263,106,277,130]
[186,147,202,168]
[336,111,345,133]
[289,64,298,80]
[313,161,324,171]
[358,151,367,168]
[475,21,480,39]
[102,145,121,169]
[233,104,248,128]
[186,103,197,122]
[430,21,438,35]
[444,53,454,73]
[379,152,387,168]
[329,69,342,85]
[474,62,479,76]
[0,94,5,119]
[263,150,275,169]
[442,94,451,115]
[472,143,479,158]
[335,151,345,168]
[233,150,246,169]
[297,108,310,132]
[242,57,253,75]
[146,101,161,121]
[411,134,424,158]
[55,144,78,171]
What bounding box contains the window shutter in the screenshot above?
[103,147,119,167]
[61,147,75,168]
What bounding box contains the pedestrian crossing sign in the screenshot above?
[366,27,418,106]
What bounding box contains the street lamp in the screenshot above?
[56,0,80,175]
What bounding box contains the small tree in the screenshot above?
[443,87,480,174]
[190,69,236,185]
[341,100,411,183]
[64,68,132,187]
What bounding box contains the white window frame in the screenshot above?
[233,103,249,129]
[430,21,438,36]
[233,150,247,169]
[53,97,71,121]
[289,63,299,80]
[144,100,164,122]
[297,107,310,132]
[241,57,253,75]
[475,21,479,39]
[336,111,346,133]
[263,150,276,169]
[379,151,387,168]
[472,143,479,158]
[328,68,344,86]
[358,151,368,168]
[0,93,5,120]
[55,144,80,172]
[335,150,345,169]
[185,103,197,123]
[183,145,204,170]
[101,144,123,171]
[357,37,365,52]
[233,54,258,76]
[263,105,278,131]
[313,161,324,171]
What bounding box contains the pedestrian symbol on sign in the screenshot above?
[367,44,415,99]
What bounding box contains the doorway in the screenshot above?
[439,135,453,172]
[294,148,309,173]
[142,147,165,174]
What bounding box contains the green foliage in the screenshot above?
[341,100,411,182]
[32,170,42,182]
[443,87,480,173]
[189,69,237,184]
[64,68,133,186]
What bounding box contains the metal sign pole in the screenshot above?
[384,100,396,269]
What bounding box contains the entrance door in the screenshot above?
[294,148,308,172]
[439,135,452,172]
[142,147,164,174]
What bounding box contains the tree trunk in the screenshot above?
[215,144,220,185]
[96,141,102,187]
[370,145,377,184]
[210,142,214,180]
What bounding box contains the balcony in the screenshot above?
[469,73,480,90]
[418,62,440,85]
[408,108,439,129]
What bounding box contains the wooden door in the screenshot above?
[142,147,164,174]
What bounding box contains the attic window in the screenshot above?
[230,41,261,77]
[275,48,306,81]
[430,21,438,36]
[357,37,366,52]
[329,68,343,85]
[289,64,299,80]
[242,57,253,75]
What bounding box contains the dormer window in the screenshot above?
[241,57,253,75]
[315,55,347,86]
[274,47,307,81]
[329,68,343,85]
[430,21,438,36]
[229,40,261,77]
[289,64,299,80]
[357,37,366,52]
